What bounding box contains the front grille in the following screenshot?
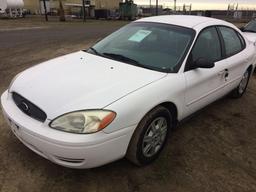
[12,92,47,122]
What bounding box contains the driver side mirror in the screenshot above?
[190,58,215,70]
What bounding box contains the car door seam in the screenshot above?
[186,75,241,106]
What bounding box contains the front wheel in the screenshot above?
[126,106,172,166]
[230,69,250,98]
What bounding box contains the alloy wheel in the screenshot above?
[238,70,249,94]
[142,117,168,158]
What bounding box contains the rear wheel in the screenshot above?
[126,106,172,166]
[230,69,250,98]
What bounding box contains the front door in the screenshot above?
[184,26,229,116]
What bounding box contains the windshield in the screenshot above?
[244,20,256,33]
[87,22,195,73]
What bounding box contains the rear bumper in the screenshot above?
[1,90,136,168]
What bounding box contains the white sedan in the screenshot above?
[1,16,256,169]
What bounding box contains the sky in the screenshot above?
[134,0,256,10]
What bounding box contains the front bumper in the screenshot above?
[1,90,136,168]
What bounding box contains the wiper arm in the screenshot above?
[102,52,140,65]
[87,47,101,55]
[102,52,158,71]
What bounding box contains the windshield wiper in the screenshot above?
[102,52,158,71]
[86,47,101,55]
[102,52,140,64]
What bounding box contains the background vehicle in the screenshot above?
[240,19,256,72]
[241,19,256,34]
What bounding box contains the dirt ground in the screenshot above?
[0,17,256,192]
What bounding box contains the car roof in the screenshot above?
[135,15,229,29]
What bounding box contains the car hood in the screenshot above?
[10,51,166,120]
[243,32,256,43]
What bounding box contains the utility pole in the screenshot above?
[59,0,66,21]
[174,0,177,12]
[42,0,48,21]
[82,0,86,22]
[149,0,151,15]
[156,0,158,15]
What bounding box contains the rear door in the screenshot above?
[183,26,229,116]
[217,26,252,92]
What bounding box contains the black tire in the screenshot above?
[126,106,173,166]
[230,68,251,98]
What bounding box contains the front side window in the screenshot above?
[190,27,222,64]
[87,22,195,73]
[219,26,243,56]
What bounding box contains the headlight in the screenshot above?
[8,73,21,92]
[49,110,116,134]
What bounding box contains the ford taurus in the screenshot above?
[1,15,256,168]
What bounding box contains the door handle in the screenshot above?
[218,69,228,76]
[218,69,229,81]
[224,69,229,81]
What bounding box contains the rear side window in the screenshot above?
[219,26,243,56]
[191,27,222,63]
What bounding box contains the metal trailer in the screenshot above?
[0,0,24,17]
